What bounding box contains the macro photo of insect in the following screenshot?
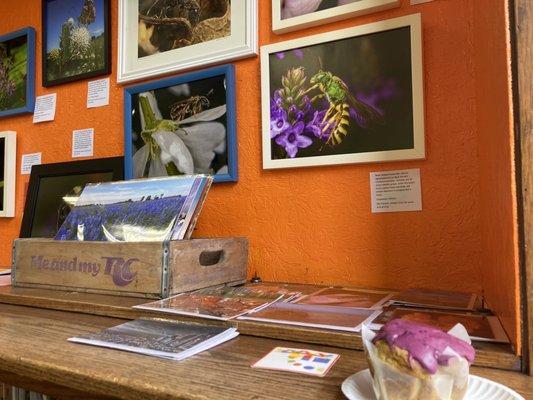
[130,74,230,179]
[268,26,415,160]
[138,0,231,58]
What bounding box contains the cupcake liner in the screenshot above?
[362,324,471,400]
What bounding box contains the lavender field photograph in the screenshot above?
[54,177,197,242]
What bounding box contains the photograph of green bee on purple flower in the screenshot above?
[262,14,425,169]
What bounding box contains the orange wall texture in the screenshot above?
[0,1,520,349]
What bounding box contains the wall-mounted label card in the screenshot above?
[87,78,110,108]
[370,168,422,213]
[21,153,42,175]
[33,93,57,123]
[72,128,94,158]
[252,347,339,377]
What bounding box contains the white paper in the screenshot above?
[33,93,57,123]
[72,128,94,158]
[370,168,422,213]
[20,153,42,175]
[87,78,110,108]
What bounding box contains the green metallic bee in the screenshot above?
[306,70,383,147]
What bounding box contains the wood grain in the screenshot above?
[513,0,533,375]
[0,304,531,400]
[0,286,521,371]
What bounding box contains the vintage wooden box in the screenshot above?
[11,238,248,298]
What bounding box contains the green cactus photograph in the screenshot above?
[42,0,110,87]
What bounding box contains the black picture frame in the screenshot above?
[20,156,123,238]
[42,0,111,87]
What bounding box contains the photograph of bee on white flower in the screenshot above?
[262,15,425,169]
[42,0,110,86]
[124,64,238,183]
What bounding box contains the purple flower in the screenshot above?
[270,108,290,138]
[288,104,304,122]
[274,121,312,158]
[275,52,285,60]
[293,49,304,59]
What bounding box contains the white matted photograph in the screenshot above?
[261,13,425,170]
[0,131,16,218]
[118,0,258,83]
[272,0,400,34]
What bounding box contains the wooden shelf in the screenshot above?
[0,285,521,372]
[0,303,531,400]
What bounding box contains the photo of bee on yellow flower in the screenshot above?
[265,24,421,167]
[43,0,109,86]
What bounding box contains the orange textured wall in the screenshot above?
[0,1,519,347]
[473,1,520,351]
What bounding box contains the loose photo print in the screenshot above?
[138,0,231,58]
[261,14,424,169]
[125,65,237,182]
[295,287,393,309]
[42,0,110,86]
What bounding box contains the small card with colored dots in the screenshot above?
[252,347,339,377]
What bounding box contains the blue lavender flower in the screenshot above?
[274,121,312,158]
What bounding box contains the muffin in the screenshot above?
[363,319,475,400]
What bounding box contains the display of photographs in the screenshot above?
[54,175,212,242]
[389,289,480,311]
[19,157,124,238]
[118,0,257,83]
[68,318,239,361]
[0,28,35,118]
[272,0,400,34]
[371,307,510,343]
[261,14,424,169]
[239,302,380,332]
[0,132,16,218]
[42,0,110,87]
[124,64,238,183]
[294,287,393,309]
[135,286,283,320]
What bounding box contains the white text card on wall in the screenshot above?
[72,128,94,158]
[33,94,57,123]
[87,78,110,108]
[21,153,42,175]
[370,168,422,213]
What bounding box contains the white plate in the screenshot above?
[341,369,525,400]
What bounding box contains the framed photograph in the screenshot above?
[261,13,424,170]
[19,157,123,238]
[0,132,16,218]
[42,0,111,87]
[124,64,238,183]
[0,28,35,118]
[117,0,257,83]
[272,0,400,34]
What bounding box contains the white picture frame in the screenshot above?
[272,0,400,34]
[261,13,425,170]
[0,131,16,218]
[117,0,258,84]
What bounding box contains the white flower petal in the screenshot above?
[177,122,226,173]
[168,83,190,97]
[132,143,150,178]
[139,91,162,130]
[216,165,228,175]
[148,158,168,177]
[152,130,194,175]
[180,105,227,124]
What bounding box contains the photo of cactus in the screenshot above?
[138,0,231,58]
[0,34,28,113]
[43,0,109,86]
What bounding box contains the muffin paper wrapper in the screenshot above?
[362,324,471,400]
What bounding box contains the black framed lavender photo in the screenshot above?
[261,14,425,170]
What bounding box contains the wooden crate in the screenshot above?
[11,238,248,298]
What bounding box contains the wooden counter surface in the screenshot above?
[0,304,531,400]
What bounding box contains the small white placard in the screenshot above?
[21,153,42,175]
[33,93,57,123]
[72,128,94,158]
[87,78,110,108]
[370,168,422,213]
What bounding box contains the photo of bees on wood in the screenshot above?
[138,0,231,58]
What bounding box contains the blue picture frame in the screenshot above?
[0,27,35,118]
[124,64,238,183]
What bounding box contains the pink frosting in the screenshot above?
[373,319,475,374]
